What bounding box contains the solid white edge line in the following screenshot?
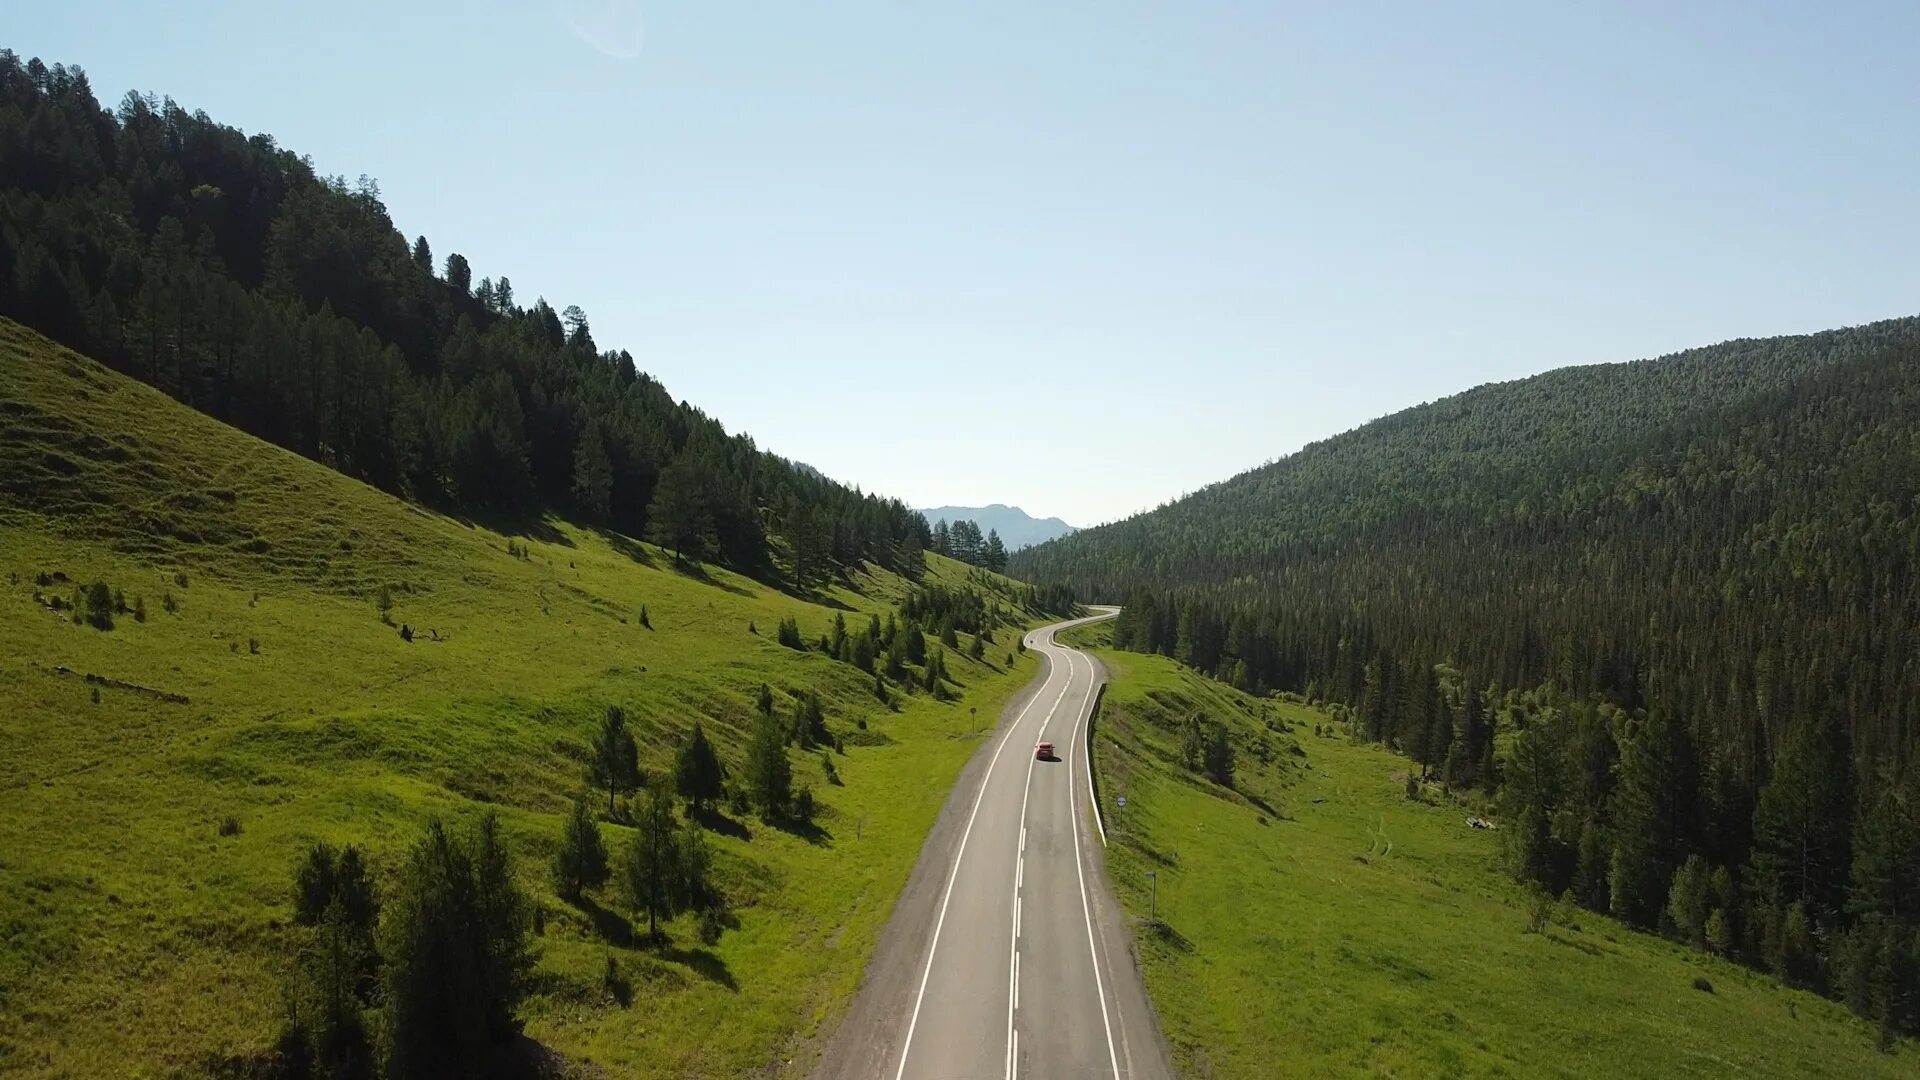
[894,636,1067,1080]
[1065,646,1125,1080]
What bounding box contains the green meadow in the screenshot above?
[0,321,1045,1077]
[1068,624,1913,1078]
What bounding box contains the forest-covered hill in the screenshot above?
[0,50,924,586]
[1011,317,1920,1041]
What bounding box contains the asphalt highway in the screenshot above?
[812,609,1171,1080]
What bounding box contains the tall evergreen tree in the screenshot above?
[745,708,792,819]
[647,458,715,564]
[1609,709,1696,928]
[674,722,725,815]
[571,423,612,523]
[1751,707,1855,923]
[588,706,641,817]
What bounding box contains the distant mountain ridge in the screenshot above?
[919,504,1077,550]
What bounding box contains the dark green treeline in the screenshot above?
[0,52,926,582]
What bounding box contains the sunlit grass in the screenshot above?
[1081,638,1912,1079]
[0,321,1043,1077]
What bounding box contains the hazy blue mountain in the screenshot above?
[920,504,1078,550]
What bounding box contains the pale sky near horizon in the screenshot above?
[15,2,1920,526]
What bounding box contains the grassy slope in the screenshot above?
[0,319,1045,1078]
[1062,623,1912,1079]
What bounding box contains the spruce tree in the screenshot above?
[1750,707,1854,923]
[674,722,725,815]
[624,786,681,942]
[646,458,715,564]
[589,706,641,817]
[553,794,609,901]
[745,709,791,820]
[1608,709,1695,928]
[571,424,612,522]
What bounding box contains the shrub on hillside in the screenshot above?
[83,580,113,629]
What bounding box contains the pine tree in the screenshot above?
[647,458,716,564]
[553,794,609,901]
[1203,722,1235,787]
[624,786,681,942]
[589,706,641,817]
[674,722,725,815]
[1666,854,1712,947]
[443,252,471,294]
[745,709,791,820]
[1608,709,1695,928]
[1849,770,1919,924]
[1751,707,1854,923]
[571,424,612,522]
[1458,685,1490,788]
[983,529,1008,572]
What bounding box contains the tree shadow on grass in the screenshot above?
[599,529,656,567]
[1544,929,1613,958]
[692,806,752,841]
[664,557,754,597]
[482,1034,583,1079]
[1242,791,1289,822]
[658,943,739,991]
[575,894,637,947]
[766,814,833,847]
[455,509,576,549]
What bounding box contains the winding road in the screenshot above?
[812,609,1171,1080]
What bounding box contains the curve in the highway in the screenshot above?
[810,609,1171,1080]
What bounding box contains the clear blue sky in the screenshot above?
[16,2,1920,525]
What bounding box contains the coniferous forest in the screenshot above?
[0,52,927,584]
[1012,320,1920,1040]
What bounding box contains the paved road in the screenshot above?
[811,610,1171,1080]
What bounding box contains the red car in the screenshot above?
[1035,741,1056,761]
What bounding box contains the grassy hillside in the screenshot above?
[1065,624,1912,1078]
[0,319,1047,1077]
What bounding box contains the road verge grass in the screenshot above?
[1082,640,1911,1078]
